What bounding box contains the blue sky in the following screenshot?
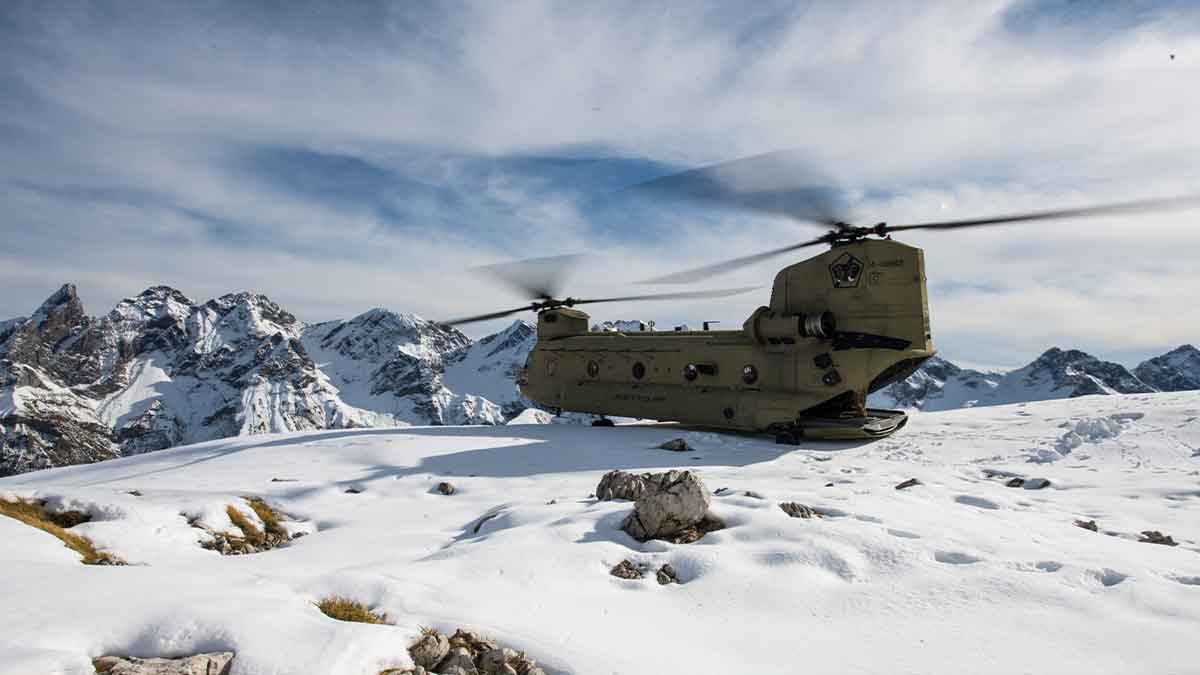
[1,0,1199,368]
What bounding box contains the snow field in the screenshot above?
[1,392,1198,674]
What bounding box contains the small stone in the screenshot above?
[779,502,821,519]
[545,499,557,505]
[437,647,478,675]
[1074,519,1098,532]
[824,482,835,487]
[895,478,921,490]
[125,490,143,497]
[610,559,644,579]
[713,487,730,495]
[437,481,456,496]
[512,655,539,675]
[479,648,517,674]
[656,563,678,585]
[92,656,121,673]
[1139,530,1178,546]
[1005,477,1026,488]
[344,487,363,494]
[743,490,764,499]
[658,438,690,452]
[409,630,450,670]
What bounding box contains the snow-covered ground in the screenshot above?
[2,392,1198,674]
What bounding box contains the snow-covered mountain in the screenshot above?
[1134,344,1200,392]
[1,284,534,476]
[870,347,1180,411]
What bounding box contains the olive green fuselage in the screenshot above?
[519,239,936,436]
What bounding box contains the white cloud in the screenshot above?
[1,1,1199,367]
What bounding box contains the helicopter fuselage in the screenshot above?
[518,238,935,440]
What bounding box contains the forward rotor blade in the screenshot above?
[440,304,536,327]
[474,253,582,300]
[639,235,831,284]
[890,194,1200,232]
[624,149,848,226]
[571,286,761,305]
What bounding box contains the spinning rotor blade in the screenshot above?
[625,149,848,226]
[570,286,760,305]
[889,194,1200,232]
[640,235,831,284]
[474,253,582,300]
[439,287,759,327]
[440,304,537,327]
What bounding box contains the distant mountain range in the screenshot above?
[3,284,1197,475]
[868,346,1200,411]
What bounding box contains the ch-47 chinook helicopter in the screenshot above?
[443,152,1200,442]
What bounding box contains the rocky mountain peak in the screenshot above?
[1135,344,1200,392]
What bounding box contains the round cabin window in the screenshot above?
[587,360,600,377]
[742,364,758,385]
[632,362,646,380]
[683,364,699,381]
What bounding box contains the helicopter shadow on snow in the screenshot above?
[276,423,877,491]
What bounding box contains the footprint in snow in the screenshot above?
[935,551,983,565]
[887,529,921,539]
[1035,561,1063,572]
[1170,575,1200,586]
[1089,568,1129,587]
[954,495,1001,510]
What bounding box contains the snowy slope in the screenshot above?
[1,392,1198,674]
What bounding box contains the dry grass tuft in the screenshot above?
[244,497,287,538]
[316,596,390,625]
[226,504,265,546]
[0,498,123,565]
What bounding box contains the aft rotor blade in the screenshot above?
[639,235,831,284]
[440,304,536,327]
[624,149,848,226]
[474,253,582,300]
[571,286,761,305]
[890,194,1200,232]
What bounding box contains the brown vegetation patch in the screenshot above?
[199,497,296,555]
[0,497,123,565]
[316,596,390,625]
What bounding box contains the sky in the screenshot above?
[1,0,1199,369]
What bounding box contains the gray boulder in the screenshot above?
[622,470,711,541]
[437,647,479,675]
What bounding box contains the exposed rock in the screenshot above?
[408,630,451,670]
[610,559,644,579]
[658,438,690,452]
[437,481,456,496]
[895,478,921,490]
[479,648,519,675]
[779,502,822,519]
[596,469,653,501]
[1005,477,1026,488]
[448,629,498,655]
[656,563,678,585]
[1139,530,1178,546]
[436,647,479,675]
[1023,478,1051,490]
[1074,519,1099,532]
[92,652,233,674]
[622,470,712,542]
[743,490,764,499]
[345,487,363,494]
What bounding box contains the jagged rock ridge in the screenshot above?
[1,284,535,475]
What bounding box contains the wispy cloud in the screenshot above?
[1,0,1198,367]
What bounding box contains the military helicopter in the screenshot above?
[443,152,1200,442]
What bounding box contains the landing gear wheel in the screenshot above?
[591,418,615,427]
[774,430,801,445]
